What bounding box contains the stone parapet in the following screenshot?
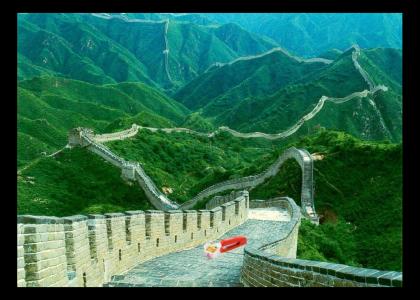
[17,195,248,287]
[240,198,402,287]
[240,252,403,287]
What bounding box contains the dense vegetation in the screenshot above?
[198,13,402,57]
[174,49,326,111]
[175,47,402,143]
[18,13,277,90]
[17,126,402,272]
[17,13,402,274]
[18,148,153,217]
[17,76,189,167]
[106,130,278,203]
[250,130,402,271]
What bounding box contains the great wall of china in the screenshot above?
[87,46,389,142]
[67,125,318,222]
[57,45,389,220]
[204,46,333,74]
[17,44,402,287]
[163,19,172,83]
[91,13,167,24]
[17,191,403,287]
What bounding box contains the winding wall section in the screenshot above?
[65,44,392,225]
[69,128,318,222]
[204,47,333,73]
[91,13,167,24]
[88,46,388,142]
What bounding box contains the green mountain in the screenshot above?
[175,47,401,142]
[105,130,278,203]
[174,49,328,112]
[17,123,402,271]
[318,48,343,60]
[199,13,402,57]
[123,13,215,26]
[17,127,279,215]
[18,14,158,87]
[18,13,278,91]
[17,76,190,167]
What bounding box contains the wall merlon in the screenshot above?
[210,207,222,212]
[104,213,126,219]
[145,210,165,238]
[183,210,198,232]
[88,214,106,219]
[124,210,145,216]
[62,215,88,224]
[164,211,183,235]
[18,215,64,224]
[197,210,210,230]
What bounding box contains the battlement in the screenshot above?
[68,127,318,219]
[206,190,248,209]
[17,195,249,287]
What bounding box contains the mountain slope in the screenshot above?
[199,13,402,57]
[174,49,328,112]
[105,129,278,203]
[249,130,402,271]
[17,76,190,167]
[18,14,157,86]
[18,147,153,216]
[179,48,365,129]
[18,13,279,91]
[189,48,401,143]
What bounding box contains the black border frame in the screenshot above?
[11,0,418,293]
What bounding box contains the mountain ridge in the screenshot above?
[18,13,279,91]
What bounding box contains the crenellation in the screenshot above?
[209,207,222,237]
[73,128,318,220]
[62,216,93,286]
[103,213,127,276]
[18,224,26,287]
[198,210,211,232]
[17,196,248,287]
[17,193,401,287]
[145,210,165,238]
[222,201,236,227]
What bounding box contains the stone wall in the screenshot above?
[240,198,403,287]
[17,195,249,287]
[17,224,26,287]
[179,147,318,224]
[206,190,247,210]
[68,127,318,221]
[92,124,139,143]
[240,254,403,287]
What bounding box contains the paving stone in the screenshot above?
[108,219,289,287]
